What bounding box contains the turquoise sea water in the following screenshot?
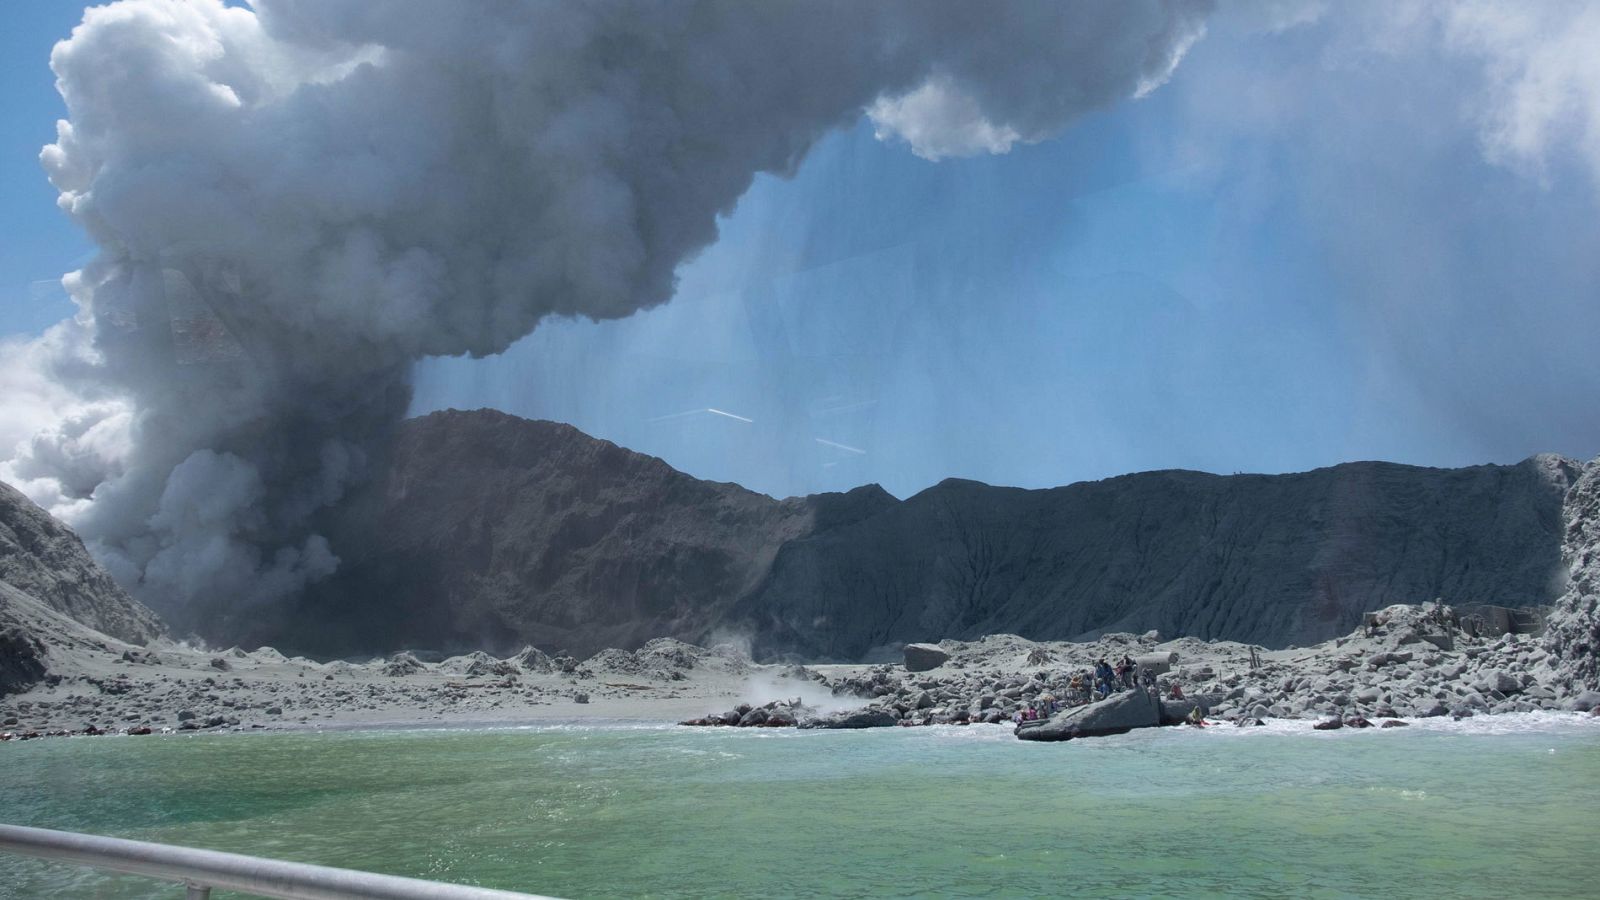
[2,715,1597,899]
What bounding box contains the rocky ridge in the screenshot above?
[1,481,163,646]
[270,409,1574,661]
[1,480,166,697]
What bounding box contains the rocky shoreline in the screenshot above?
[3,600,1597,744]
[680,601,1600,734]
[5,456,1597,744]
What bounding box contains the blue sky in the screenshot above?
[0,2,93,334]
[5,3,1598,500]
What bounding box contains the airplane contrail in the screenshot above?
[814,437,866,455]
[646,407,754,425]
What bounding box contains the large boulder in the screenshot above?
[1157,693,1224,725]
[903,643,951,672]
[1475,670,1522,695]
[798,707,898,729]
[1565,690,1600,712]
[1134,652,1178,676]
[0,625,46,697]
[382,652,424,677]
[515,645,555,673]
[1015,689,1161,741]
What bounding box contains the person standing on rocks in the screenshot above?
[1095,659,1114,698]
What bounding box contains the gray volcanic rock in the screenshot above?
[0,480,163,645]
[277,410,1573,661]
[0,624,47,696]
[1015,689,1161,741]
[292,409,891,657]
[1157,693,1224,725]
[798,707,898,729]
[1543,458,1600,691]
[737,455,1577,660]
[903,643,951,672]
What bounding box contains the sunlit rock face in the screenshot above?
[263,409,1575,662]
[1543,458,1600,691]
[0,480,164,646]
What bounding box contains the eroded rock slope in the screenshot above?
[281,410,1575,661]
[1,481,163,645]
[1,480,166,695]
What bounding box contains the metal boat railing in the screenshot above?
[0,823,561,899]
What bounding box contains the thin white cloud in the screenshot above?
[1439,0,1600,187]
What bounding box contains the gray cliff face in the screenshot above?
[1543,457,1600,690]
[287,409,895,657]
[282,410,1575,661]
[737,455,1578,659]
[0,480,164,645]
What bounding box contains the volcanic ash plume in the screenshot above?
[3,0,1210,638]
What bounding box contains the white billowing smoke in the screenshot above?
[5,0,1211,637]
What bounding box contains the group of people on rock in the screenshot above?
[1088,654,1141,698]
[1014,696,1058,722]
[1054,653,1155,705]
[1008,651,1198,724]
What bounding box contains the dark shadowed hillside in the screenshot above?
[282,409,895,657]
[733,458,1578,659]
[280,410,1577,660]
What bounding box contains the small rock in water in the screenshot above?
[799,707,898,729]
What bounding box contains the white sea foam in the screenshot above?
[1182,710,1600,740]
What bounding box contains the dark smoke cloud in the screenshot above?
[9,0,1210,636]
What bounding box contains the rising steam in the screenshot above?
[3,0,1210,637]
